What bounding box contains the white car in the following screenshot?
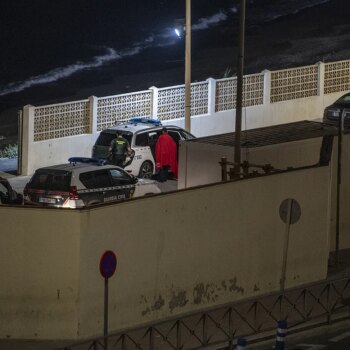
[23,158,161,208]
[92,118,195,178]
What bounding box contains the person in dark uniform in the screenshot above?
[108,130,131,167]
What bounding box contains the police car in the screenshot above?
[92,118,195,178]
[23,158,161,208]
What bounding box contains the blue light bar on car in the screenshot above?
[128,118,162,126]
[68,157,107,166]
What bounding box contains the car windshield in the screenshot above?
[30,170,71,191]
[95,131,132,146]
[337,94,350,105]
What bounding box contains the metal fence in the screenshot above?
[30,59,350,142]
[60,276,350,350]
[33,100,90,142]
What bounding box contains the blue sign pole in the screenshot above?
[104,277,109,350]
[275,320,287,350]
[237,337,247,349]
[99,251,117,350]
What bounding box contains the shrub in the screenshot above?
[0,144,18,159]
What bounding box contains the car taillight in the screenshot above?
[69,186,79,200]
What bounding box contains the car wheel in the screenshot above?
[139,161,154,179]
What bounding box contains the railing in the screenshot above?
[59,276,350,350]
[29,59,350,143]
[97,91,152,132]
[324,60,350,94]
[157,81,209,121]
[270,65,318,103]
[33,99,90,141]
[215,73,264,112]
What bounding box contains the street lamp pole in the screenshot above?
[234,0,246,175]
[185,0,191,132]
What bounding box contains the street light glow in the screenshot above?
[174,28,181,38]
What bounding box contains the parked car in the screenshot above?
[0,177,23,205]
[23,158,161,208]
[92,118,195,178]
[323,92,350,126]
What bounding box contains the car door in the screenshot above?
[167,129,182,160]
[108,168,136,200]
[79,170,114,205]
[134,131,157,163]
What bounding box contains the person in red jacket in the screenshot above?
[155,127,178,181]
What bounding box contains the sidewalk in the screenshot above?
[0,339,67,350]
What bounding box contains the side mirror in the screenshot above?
[132,176,138,184]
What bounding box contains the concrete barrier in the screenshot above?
[0,165,330,340]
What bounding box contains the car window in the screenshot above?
[95,131,132,146]
[338,94,350,104]
[95,132,116,146]
[109,169,132,185]
[30,171,71,191]
[79,172,95,189]
[135,132,148,146]
[94,171,112,187]
[80,170,112,189]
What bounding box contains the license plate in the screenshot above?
[39,197,56,204]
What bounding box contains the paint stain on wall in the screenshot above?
[193,283,218,304]
[169,290,188,312]
[151,295,165,311]
[229,277,244,295]
[221,280,228,291]
[141,294,165,316]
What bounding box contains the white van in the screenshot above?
[92,118,195,178]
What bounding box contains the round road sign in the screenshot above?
[279,198,301,224]
[99,251,117,278]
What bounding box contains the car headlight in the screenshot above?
[327,109,340,117]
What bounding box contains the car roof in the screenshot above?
[102,122,187,134]
[34,162,123,173]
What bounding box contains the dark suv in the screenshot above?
[323,92,350,126]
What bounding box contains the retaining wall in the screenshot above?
[0,166,330,340]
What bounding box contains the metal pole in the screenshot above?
[335,109,344,266]
[17,109,23,176]
[280,199,292,292]
[185,0,191,132]
[104,277,109,350]
[234,0,246,175]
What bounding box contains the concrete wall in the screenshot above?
[0,166,330,340]
[0,207,81,339]
[170,92,344,135]
[178,133,350,251]
[178,137,323,188]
